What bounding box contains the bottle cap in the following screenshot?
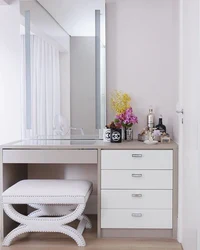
[149,107,153,112]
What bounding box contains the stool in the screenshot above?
[2,179,93,247]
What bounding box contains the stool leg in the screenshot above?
[59,225,86,247]
[78,214,92,229]
[28,204,77,217]
[3,203,89,247]
[28,204,92,228]
[3,225,28,246]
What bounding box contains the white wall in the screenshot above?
[0,0,21,145]
[106,0,179,139]
[179,0,200,249]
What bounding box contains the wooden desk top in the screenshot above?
[2,139,178,150]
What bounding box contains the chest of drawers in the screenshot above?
[100,149,177,238]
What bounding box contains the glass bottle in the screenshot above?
[156,115,166,133]
[147,107,154,131]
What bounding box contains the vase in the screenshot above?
[110,128,122,143]
[125,128,133,141]
[122,128,125,140]
[103,128,111,142]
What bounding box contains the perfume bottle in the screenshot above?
[156,115,166,133]
[147,107,154,131]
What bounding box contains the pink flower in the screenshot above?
[115,107,138,128]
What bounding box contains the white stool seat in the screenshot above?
[3,179,92,204]
[2,179,93,247]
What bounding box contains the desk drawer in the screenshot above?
[101,150,173,170]
[101,190,172,209]
[101,209,172,229]
[3,150,98,164]
[101,170,172,189]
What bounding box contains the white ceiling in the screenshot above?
[37,0,105,37]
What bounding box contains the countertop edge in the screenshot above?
[1,140,178,150]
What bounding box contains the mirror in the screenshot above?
[20,0,106,140]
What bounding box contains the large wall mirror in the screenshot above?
[20,0,106,140]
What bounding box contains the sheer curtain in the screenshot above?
[21,35,60,138]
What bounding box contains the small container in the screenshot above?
[154,135,161,142]
[125,128,133,141]
[161,135,171,143]
[110,128,122,143]
[138,133,149,142]
[103,128,111,142]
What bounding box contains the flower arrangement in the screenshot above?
[111,90,131,114]
[115,107,138,128]
[111,91,138,129]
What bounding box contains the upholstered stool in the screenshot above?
[2,179,93,247]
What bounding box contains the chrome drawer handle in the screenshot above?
[132,154,142,158]
[132,213,143,217]
[132,194,142,198]
[132,174,143,177]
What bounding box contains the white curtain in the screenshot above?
[21,35,60,138]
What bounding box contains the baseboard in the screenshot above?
[101,229,173,239]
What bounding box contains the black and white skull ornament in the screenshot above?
[105,131,111,140]
[111,129,122,143]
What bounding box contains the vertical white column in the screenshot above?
[25,10,32,130]
[0,0,21,144]
[95,10,101,129]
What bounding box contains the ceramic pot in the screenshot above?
[103,128,111,142]
[110,128,122,143]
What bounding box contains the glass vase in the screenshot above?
[125,127,133,141]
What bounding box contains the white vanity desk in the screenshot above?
[0,140,178,240]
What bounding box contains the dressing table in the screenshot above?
[1,0,179,245]
[1,140,178,240]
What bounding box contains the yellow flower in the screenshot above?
[111,90,131,114]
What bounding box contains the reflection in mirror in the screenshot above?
[20,0,106,140]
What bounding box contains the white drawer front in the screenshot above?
[101,170,172,189]
[101,150,173,170]
[101,209,172,229]
[3,150,97,164]
[101,190,172,209]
